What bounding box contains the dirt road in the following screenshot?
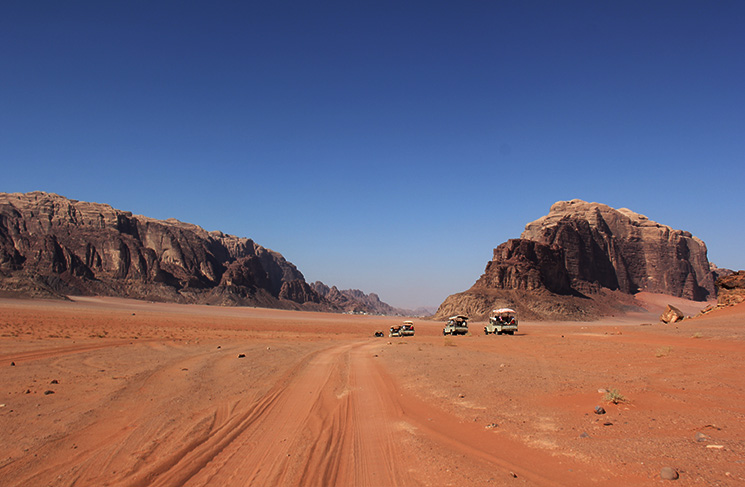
[2,337,589,486]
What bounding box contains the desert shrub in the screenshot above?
[604,388,626,404]
[655,346,673,357]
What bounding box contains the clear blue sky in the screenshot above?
[2,1,743,309]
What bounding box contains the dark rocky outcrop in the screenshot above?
[311,281,410,315]
[715,270,745,308]
[473,239,573,295]
[436,200,723,321]
[521,200,715,300]
[0,192,339,310]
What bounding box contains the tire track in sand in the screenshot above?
[147,341,413,487]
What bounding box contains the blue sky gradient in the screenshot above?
[2,1,743,308]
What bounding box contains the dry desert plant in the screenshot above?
[655,346,673,358]
[604,388,626,404]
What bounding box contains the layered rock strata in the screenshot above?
[436,200,722,321]
[0,192,328,310]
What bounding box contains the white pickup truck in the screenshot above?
[484,308,518,335]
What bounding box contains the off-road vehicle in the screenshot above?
[389,325,402,337]
[400,321,415,336]
[443,315,469,335]
[484,308,518,335]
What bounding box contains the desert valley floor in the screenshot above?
[0,295,743,486]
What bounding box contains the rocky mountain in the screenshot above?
[0,192,399,315]
[310,281,412,316]
[436,200,727,321]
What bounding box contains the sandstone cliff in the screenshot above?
[521,200,715,300]
[0,192,334,310]
[436,200,722,321]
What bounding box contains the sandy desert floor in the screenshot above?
[0,294,743,486]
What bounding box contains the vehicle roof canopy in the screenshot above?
[448,315,468,321]
[492,308,516,315]
[403,320,414,324]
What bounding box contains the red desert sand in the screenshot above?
[0,294,743,486]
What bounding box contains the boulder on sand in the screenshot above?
[660,305,685,324]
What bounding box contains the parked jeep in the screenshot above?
[389,325,402,337]
[484,308,518,335]
[400,321,415,336]
[443,315,469,335]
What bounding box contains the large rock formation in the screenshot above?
[310,281,407,315]
[0,192,396,314]
[436,200,722,321]
[521,200,715,300]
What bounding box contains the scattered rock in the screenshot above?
[237,354,246,358]
[603,421,613,426]
[50,379,59,384]
[25,389,30,394]
[694,432,709,442]
[594,406,606,415]
[485,423,499,429]
[579,432,591,438]
[509,471,518,478]
[706,445,724,449]
[660,305,685,324]
[660,467,679,480]
[10,362,15,366]
[44,390,55,395]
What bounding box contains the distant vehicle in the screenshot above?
[443,315,469,335]
[400,321,415,336]
[389,325,402,337]
[374,330,385,337]
[485,308,518,335]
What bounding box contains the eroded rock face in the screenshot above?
[310,281,402,315]
[0,192,325,309]
[521,200,715,301]
[473,239,573,295]
[436,200,719,320]
[716,271,745,308]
